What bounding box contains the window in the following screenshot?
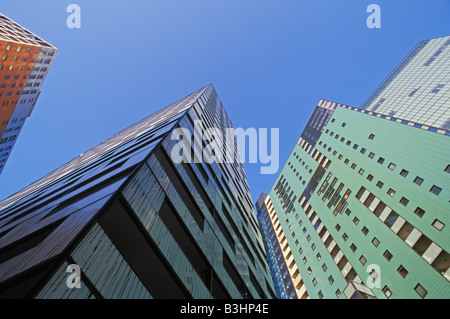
[414,207,425,218]
[414,177,424,185]
[358,168,365,175]
[383,250,393,261]
[307,267,312,274]
[303,257,307,264]
[350,244,357,252]
[311,243,316,251]
[360,148,366,154]
[388,163,396,170]
[351,163,356,170]
[399,197,409,206]
[335,224,341,232]
[400,169,409,177]
[359,255,367,265]
[328,275,334,284]
[336,289,341,298]
[414,284,428,298]
[382,286,392,298]
[372,237,380,247]
[368,152,375,159]
[353,217,359,225]
[369,134,375,140]
[6,44,11,51]
[318,291,323,299]
[397,265,408,278]
[376,181,384,188]
[342,123,346,127]
[367,174,373,181]
[342,233,348,241]
[430,185,442,195]
[377,157,385,164]
[353,144,358,150]
[312,278,318,286]
[362,226,369,236]
[387,188,395,197]
[432,219,445,231]
[445,165,450,174]
[316,253,321,261]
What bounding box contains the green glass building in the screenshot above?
[261,36,450,299]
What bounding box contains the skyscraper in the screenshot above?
[0,13,57,175]
[260,36,450,299]
[0,84,276,299]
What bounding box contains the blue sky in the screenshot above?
[0,0,449,204]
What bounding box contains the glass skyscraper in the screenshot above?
[0,84,275,299]
[260,36,450,299]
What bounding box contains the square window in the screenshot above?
[336,289,342,298]
[351,163,356,169]
[359,255,367,265]
[312,278,318,286]
[346,140,351,146]
[322,263,328,272]
[350,244,357,252]
[342,123,346,127]
[353,217,359,225]
[369,134,375,140]
[342,233,348,241]
[445,165,450,174]
[344,159,349,165]
[340,137,345,142]
[399,197,409,206]
[358,168,365,175]
[362,226,369,236]
[397,265,408,278]
[367,174,373,181]
[316,253,321,261]
[360,148,366,154]
[388,162,396,170]
[368,152,375,159]
[372,237,380,247]
[335,224,341,231]
[377,157,385,164]
[414,207,425,218]
[382,286,392,298]
[383,250,393,261]
[387,188,395,197]
[414,284,428,299]
[432,219,445,231]
[353,144,358,150]
[328,275,334,284]
[414,177,424,185]
[318,291,323,299]
[376,181,384,188]
[307,267,312,274]
[430,185,442,195]
[400,169,409,177]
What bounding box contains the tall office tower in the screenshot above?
[261,36,450,299]
[0,13,57,175]
[0,84,276,299]
[255,194,299,299]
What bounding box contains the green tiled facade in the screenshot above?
[269,104,449,299]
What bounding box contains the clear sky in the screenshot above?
[0,0,449,205]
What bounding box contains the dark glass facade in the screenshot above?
[0,84,275,299]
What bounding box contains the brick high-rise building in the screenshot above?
[0,13,57,174]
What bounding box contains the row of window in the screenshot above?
[320,133,446,228]
[324,124,446,196]
[356,186,449,284]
